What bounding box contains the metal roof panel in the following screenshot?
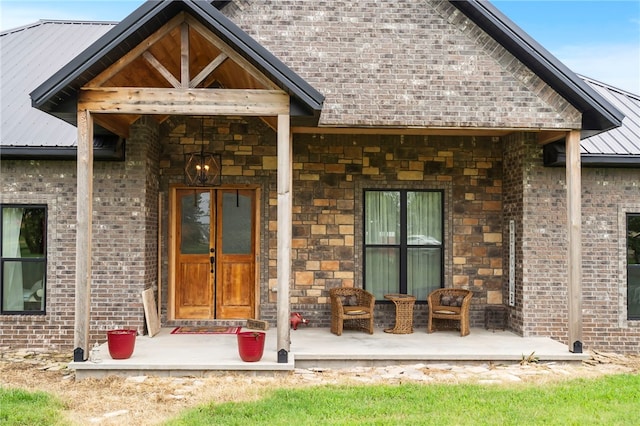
[1,21,115,147]
[581,76,640,156]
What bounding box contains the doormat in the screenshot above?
[170,326,242,335]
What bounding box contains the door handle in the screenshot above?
[210,248,215,273]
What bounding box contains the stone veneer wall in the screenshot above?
[157,116,278,326]
[158,117,505,330]
[286,133,504,329]
[0,117,159,350]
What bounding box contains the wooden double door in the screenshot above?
[172,187,257,320]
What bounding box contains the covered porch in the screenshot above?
[26,0,606,361]
[70,327,588,380]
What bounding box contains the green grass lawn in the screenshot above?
[2,374,639,425]
[0,387,66,426]
[165,374,640,426]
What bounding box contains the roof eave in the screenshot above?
[450,0,624,137]
[0,135,126,161]
[543,141,640,168]
[189,0,324,113]
[30,0,165,112]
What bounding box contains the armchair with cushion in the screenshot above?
[427,288,472,336]
[330,287,375,336]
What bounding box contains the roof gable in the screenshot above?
[30,0,324,127]
[20,0,626,140]
[451,0,624,137]
[222,0,622,136]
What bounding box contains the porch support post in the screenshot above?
[276,113,292,363]
[74,108,94,361]
[566,129,583,353]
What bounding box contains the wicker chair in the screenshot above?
[330,287,375,336]
[427,288,472,336]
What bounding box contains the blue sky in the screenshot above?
[1,0,639,94]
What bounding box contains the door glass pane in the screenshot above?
[628,214,640,319]
[407,248,441,300]
[180,191,210,254]
[365,191,400,245]
[222,191,252,254]
[365,247,399,300]
[407,191,441,245]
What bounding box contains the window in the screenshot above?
[1,205,47,314]
[628,214,640,320]
[364,190,443,300]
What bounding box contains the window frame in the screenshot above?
[0,204,48,315]
[362,189,444,300]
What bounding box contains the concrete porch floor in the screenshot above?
[70,327,589,380]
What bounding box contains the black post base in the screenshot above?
[571,341,583,353]
[73,347,85,362]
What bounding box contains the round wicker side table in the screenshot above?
[384,293,416,334]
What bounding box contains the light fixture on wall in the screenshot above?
[184,121,222,186]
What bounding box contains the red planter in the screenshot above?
[237,331,265,362]
[107,329,137,359]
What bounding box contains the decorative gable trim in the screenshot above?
[30,0,323,126]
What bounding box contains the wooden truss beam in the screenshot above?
[191,53,228,88]
[79,87,289,116]
[143,51,181,88]
[88,13,185,88]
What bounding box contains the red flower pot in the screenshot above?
[237,331,265,362]
[107,329,137,359]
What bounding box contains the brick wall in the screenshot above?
[514,137,640,353]
[502,132,529,333]
[0,160,77,350]
[0,118,160,350]
[225,0,581,129]
[89,118,159,341]
[3,116,639,353]
[581,168,640,352]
